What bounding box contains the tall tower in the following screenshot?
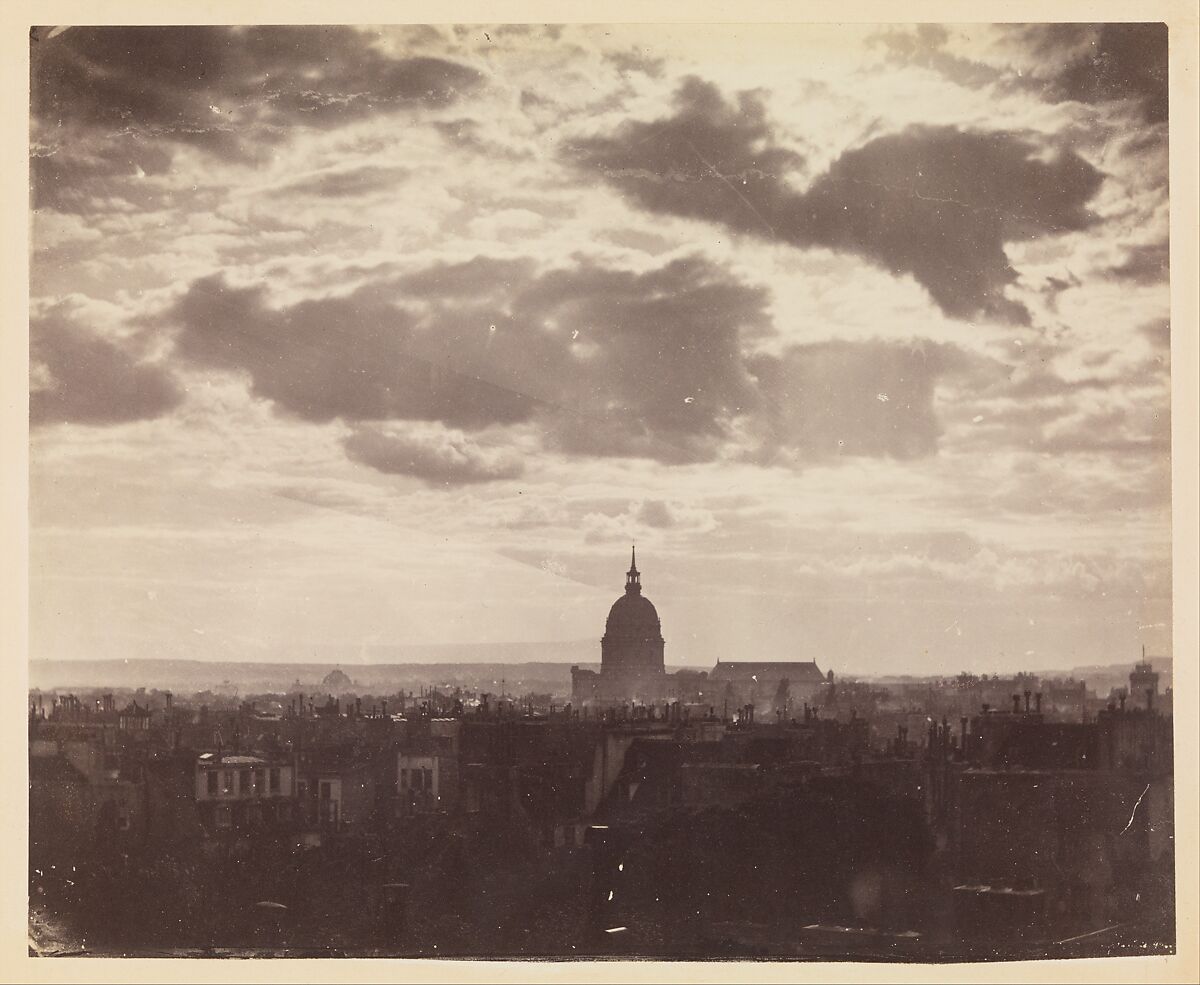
[1130,653,1160,711]
[598,547,666,702]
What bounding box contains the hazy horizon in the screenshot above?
[30,24,1172,676]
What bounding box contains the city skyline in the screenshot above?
[29,23,1172,673]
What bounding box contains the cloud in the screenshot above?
[268,165,411,199]
[1108,242,1169,284]
[870,24,1007,90]
[29,26,483,209]
[342,421,524,485]
[567,78,1105,322]
[31,27,483,155]
[637,499,675,528]
[171,253,774,458]
[563,77,804,240]
[1014,23,1168,124]
[943,352,1171,459]
[31,305,182,427]
[162,254,1001,470]
[749,339,984,462]
[170,274,537,428]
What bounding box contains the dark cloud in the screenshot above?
[509,257,770,461]
[170,274,536,428]
[168,256,994,469]
[605,49,666,79]
[1108,242,1169,284]
[342,423,524,485]
[637,500,675,528]
[749,340,979,462]
[30,141,175,214]
[564,77,803,240]
[167,256,768,463]
[29,26,483,208]
[360,254,771,464]
[566,78,1105,323]
[31,306,182,427]
[871,25,1006,90]
[31,27,482,148]
[1140,319,1171,353]
[1016,23,1168,124]
[878,25,1168,127]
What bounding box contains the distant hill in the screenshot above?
[29,639,601,694]
[861,658,1173,695]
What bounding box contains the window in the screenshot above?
[215,806,231,828]
[423,767,433,793]
[269,767,280,793]
[400,768,408,790]
[207,771,218,797]
[412,769,424,792]
[320,781,332,800]
[117,814,131,831]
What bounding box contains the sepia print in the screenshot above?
[26,19,1181,967]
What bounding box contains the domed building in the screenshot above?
[572,548,668,706]
[322,667,354,691]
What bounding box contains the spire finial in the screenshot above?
[625,545,641,593]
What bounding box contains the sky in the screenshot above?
[28,22,1172,674]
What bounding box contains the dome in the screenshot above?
[604,591,662,639]
[602,546,663,640]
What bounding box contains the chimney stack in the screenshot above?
[1012,694,1021,714]
[1024,690,1031,713]
[1035,693,1042,714]
[1119,693,1126,712]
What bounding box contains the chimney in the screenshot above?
[1119,693,1126,712]
[1035,693,1042,714]
[165,691,173,712]
[1024,690,1031,713]
[299,693,305,717]
[382,700,388,718]
[356,698,362,717]
[1012,694,1021,714]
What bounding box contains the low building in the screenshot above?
[194,753,297,832]
[709,661,832,718]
